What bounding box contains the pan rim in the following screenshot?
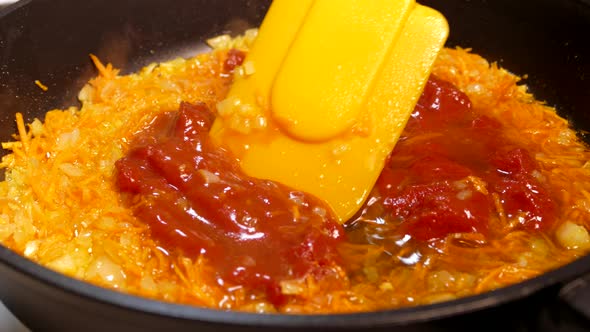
[2,244,590,328]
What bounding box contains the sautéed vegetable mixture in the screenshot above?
[0,31,589,313]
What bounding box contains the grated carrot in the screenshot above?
[34,80,49,92]
[0,36,588,314]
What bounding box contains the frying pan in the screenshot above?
[1,0,589,331]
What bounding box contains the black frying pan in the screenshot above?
[0,0,589,331]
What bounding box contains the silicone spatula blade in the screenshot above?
[211,0,449,223]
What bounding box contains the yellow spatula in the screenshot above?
[211,0,448,223]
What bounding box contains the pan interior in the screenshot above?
[0,0,589,329]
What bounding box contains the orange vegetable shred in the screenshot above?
[0,35,589,313]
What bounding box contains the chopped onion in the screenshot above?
[556,221,590,250]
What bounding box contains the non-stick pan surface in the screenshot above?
[0,0,589,331]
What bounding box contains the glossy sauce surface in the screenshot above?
[350,76,556,246]
[116,102,344,304]
[116,74,558,303]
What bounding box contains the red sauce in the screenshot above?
[223,49,246,72]
[116,74,558,301]
[373,76,556,241]
[116,102,343,304]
